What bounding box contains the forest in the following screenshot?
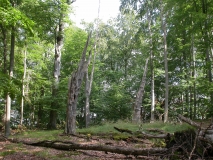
[0,0,213,159]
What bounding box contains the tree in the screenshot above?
[0,0,34,137]
[48,0,72,129]
[132,58,149,123]
[66,32,91,134]
[160,0,169,123]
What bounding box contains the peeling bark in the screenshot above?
[66,32,92,134]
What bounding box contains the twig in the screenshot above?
[188,127,201,160]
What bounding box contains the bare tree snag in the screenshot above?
[66,32,92,134]
[10,139,167,156]
[132,58,149,123]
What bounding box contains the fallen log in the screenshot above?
[113,126,172,139]
[146,129,166,134]
[178,114,204,129]
[137,131,171,139]
[9,139,167,156]
[114,127,133,134]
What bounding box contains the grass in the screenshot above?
[0,150,16,156]
[141,121,194,133]
[78,120,194,135]
[4,121,194,159]
[12,129,64,141]
[10,121,194,140]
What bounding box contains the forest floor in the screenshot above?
[0,132,156,160]
[0,120,210,160]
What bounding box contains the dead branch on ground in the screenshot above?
[8,138,167,156]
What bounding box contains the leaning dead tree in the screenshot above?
[132,58,149,123]
[66,32,92,134]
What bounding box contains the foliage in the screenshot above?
[0,0,213,132]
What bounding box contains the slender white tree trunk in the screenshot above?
[84,0,100,128]
[147,5,155,123]
[5,24,15,137]
[20,47,27,125]
[132,58,149,123]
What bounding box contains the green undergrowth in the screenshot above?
[79,121,194,135]
[4,121,194,159]
[141,121,194,133]
[0,142,80,160]
[10,121,194,140]
[11,129,64,141]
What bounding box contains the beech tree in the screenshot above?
[0,0,34,136]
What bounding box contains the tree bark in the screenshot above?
[132,58,149,123]
[10,139,168,156]
[85,64,91,128]
[0,24,8,125]
[0,24,8,74]
[147,3,155,123]
[66,32,92,134]
[160,0,169,123]
[48,12,64,129]
[178,114,204,129]
[84,0,101,128]
[20,46,27,125]
[5,25,15,137]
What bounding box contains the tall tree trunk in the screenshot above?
[191,34,197,119]
[66,33,92,134]
[132,58,149,123]
[48,15,64,129]
[84,2,100,127]
[160,0,169,123]
[85,50,93,128]
[20,46,27,125]
[85,69,91,128]
[37,87,44,128]
[0,24,8,125]
[5,25,15,137]
[0,24,7,74]
[147,4,155,123]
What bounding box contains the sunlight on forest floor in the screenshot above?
[0,121,195,159]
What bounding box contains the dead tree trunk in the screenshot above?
[132,58,149,123]
[10,139,167,156]
[66,32,92,134]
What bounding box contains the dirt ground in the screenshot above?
[0,134,157,160]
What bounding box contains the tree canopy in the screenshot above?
[0,0,213,134]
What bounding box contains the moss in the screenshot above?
[113,134,129,140]
[151,139,166,147]
[0,150,16,156]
